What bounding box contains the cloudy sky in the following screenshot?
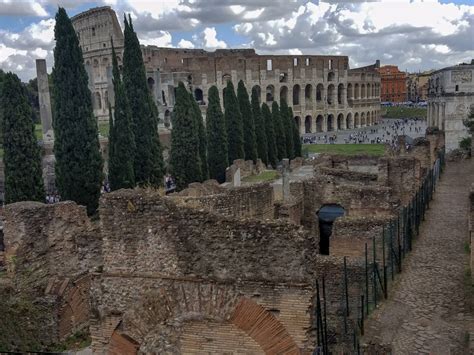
[1,0,473,81]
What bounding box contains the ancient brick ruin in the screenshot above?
[0,130,445,353]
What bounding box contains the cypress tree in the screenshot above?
[262,103,277,168]
[123,14,164,187]
[290,107,302,157]
[251,87,267,165]
[169,82,201,191]
[190,92,208,181]
[206,86,228,182]
[237,80,257,162]
[52,7,103,215]
[223,81,244,164]
[108,41,135,190]
[1,72,45,204]
[272,101,286,160]
[280,100,294,159]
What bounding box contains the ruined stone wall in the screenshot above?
[171,183,275,220]
[385,156,422,206]
[0,202,101,349]
[319,167,379,186]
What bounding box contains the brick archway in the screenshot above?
[106,285,300,354]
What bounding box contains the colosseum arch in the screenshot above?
[293,84,301,105]
[327,71,335,82]
[366,83,371,98]
[252,85,261,104]
[147,77,155,92]
[164,110,171,128]
[305,115,312,133]
[367,111,371,125]
[327,84,335,105]
[354,112,360,128]
[222,73,231,85]
[316,83,324,103]
[361,84,366,99]
[337,84,344,105]
[266,85,275,103]
[305,84,312,104]
[94,92,102,110]
[347,83,353,101]
[194,88,204,104]
[105,287,300,354]
[346,113,353,129]
[316,115,324,132]
[361,112,366,126]
[337,113,344,130]
[354,84,360,99]
[280,86,288,103]
[327,114,334,131]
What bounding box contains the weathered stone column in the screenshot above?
[35,59,54,142]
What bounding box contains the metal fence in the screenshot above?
[313,148,446,354]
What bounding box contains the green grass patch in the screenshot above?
[98,122,109,137]
[242,170,279,183]
[34,124,42,140]
[382,106,427,119]
[303,144,385,156]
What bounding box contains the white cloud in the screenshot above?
[195,27,227,49]
[139,31,172,47]
[289,48,302,55]
[0,0,48,16]
[177,39,195,49]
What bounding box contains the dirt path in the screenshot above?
[362,159,474,354]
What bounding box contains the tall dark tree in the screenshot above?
[290,107,302,157]
[1,72,45,204]
[262,103,277,168]
[272,101,287,160]
[223,81,244,164]
[206,86,228,182]
[280,100,294,159]
[52,7,103,215]
[108,41,135,190]
[123,14,164,187]
[169,82,201,191]
[251,87,267,164]
[190,92,208,181]
[237,80,257,162]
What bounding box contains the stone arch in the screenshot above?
[280,86,288,103]
[337,113,344,130]
[316,115,324,133]
[354,84,360,99]
[266,85,275,103]
[95,91,102,110]
[327,71,335,82]
[367,111,371,125]
[354,112,360,128]
[347,83,353,100]
[222,73,231,84]
[346,113,353,129]
[361,84,366,99]
[194,88,204,104]
[106,286,299,354]
[361,112,366,126]
[305,84,312,103]
[316,83,324,102]
[337,84,344,105]
[164,110,171,128]
[327,114,334,131]
[252,85,261,104]
[147,77,155,92]
[327,84,335,105]
[104,90,109,108]
[366,83,371,98]
[305,115,312,133]
[293,84,301,105]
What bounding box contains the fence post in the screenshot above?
[360,295,365,335]
[382,226,388,299]
[373,237,377,308]
[322,277,328,355]
[365,243,369,315]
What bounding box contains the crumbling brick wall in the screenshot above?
[0,202,101,350]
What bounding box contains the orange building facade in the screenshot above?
[377,65,407,102]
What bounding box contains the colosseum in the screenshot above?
[72,6,381,134]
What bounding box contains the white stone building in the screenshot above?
[427,62,474,152]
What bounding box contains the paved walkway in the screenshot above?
[363,159,474,354]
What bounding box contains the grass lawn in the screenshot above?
[242,170,279,183]
[382,106,427,119]
[98,122,109,137]
[35,124,43,140]
[303,144,385,156]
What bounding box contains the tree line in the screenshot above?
[0,7,301,216]
[169,80,302,190]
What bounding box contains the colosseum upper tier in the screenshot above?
[72,6,382,134]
